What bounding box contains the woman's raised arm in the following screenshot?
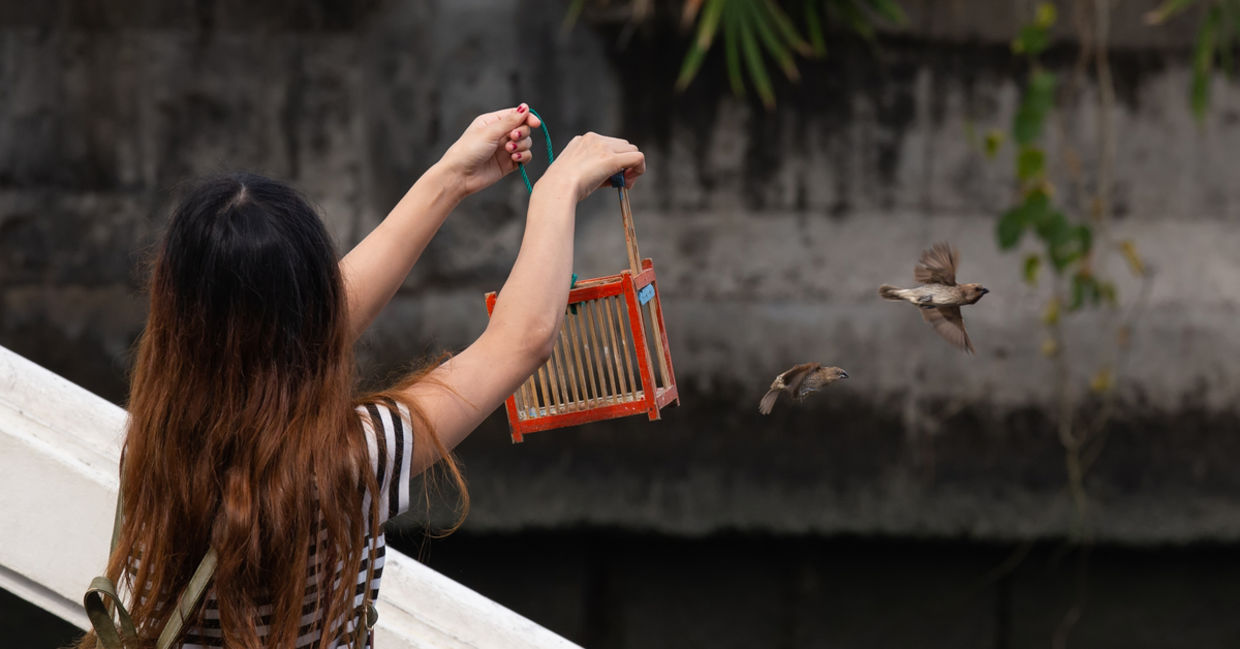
[340,105,542,341]
[397,133,645,471]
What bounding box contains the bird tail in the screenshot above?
[759,389,780,415]
[878,285,903,301]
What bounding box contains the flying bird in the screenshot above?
[759,363,849,415]
[878,242,989,353]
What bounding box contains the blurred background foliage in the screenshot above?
[562,3,1180,637]
[565,0,906,107]
[568,0,1236,124]
[563,0,1163,527]
[1145,0,1240,118]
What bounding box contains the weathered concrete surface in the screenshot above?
[2,0,1239,546]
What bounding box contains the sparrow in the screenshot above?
[759,363,849,415]
[878,242,989,353]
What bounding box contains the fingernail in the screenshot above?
[517,103,527,114]
[507,142,515,151]
[512,153,521,161]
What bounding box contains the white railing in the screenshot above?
[0,345,581,649]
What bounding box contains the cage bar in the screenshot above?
[483,185,679,442]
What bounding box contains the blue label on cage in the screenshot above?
[638,284,655,305]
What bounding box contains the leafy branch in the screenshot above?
[1145,0,1240,120]
[988,5,1156,644]
[565,0,906,108]
[994,3,1112,316]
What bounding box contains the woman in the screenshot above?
[80,103,645,649]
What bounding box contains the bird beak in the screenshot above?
[980,288,990,295]
[840,370,849,379]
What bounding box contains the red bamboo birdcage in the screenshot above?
[484,176,678,443]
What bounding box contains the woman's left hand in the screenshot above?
[440,104,542,197]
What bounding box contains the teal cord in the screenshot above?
[518,108,554,194]
[515,108,577,307]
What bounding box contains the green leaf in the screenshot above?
[561,0,586,33]
[1090,366,1114,393]
[1031,208,1073,270]
[1042,297,1060,326]
[1145,0,1202,25]
[1034,213,1062,242]
[1069,273,1090,310]
[864,0,908,25]
[1023,253,1042,286]
[1069,272,1103,310]
[1029,69,1057,103]
[1230,0,1240,74]
[1017,146,1045,181]
[676,0,727,91]
[1191,5,1221,120]
[748,0,800,81]
[804,1,827,56]
[1034,2,1058,29]
[998,206,1027,249]
[983,128,1005,158]
[1220,1,1236,76]
[1073,224,1093,255]
[1191,67,1211,119]
[1012,24,1050,56]
[724,2,745,97]
[1098,281,1118,306]
[837,0,876,41]
[1013,70,1057,145]
[761,0,813,57]
[1024,189,1053,226]
[737,3,777,109]
[1120,239,1145,276]
[1041,217,1091,272]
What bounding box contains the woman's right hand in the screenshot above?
[537,132,646,203]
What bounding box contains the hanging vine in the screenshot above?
[1145,0,1240,119]
[987,3,1155,645]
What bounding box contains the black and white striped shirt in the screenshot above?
[181,400,415,649]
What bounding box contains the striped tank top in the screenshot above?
[180,400,415,649]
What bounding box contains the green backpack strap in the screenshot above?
[84,576,138,649]
[155,548,218,649]
[87,486,218,649]
[109,488,123,555]
[85,489,134,649]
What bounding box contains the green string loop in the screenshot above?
[518,108,554,194]
[515,108,578,306]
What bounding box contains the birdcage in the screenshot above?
[484,178,678,443]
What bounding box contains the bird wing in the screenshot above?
[773,362,819,395]
[759,389,781,415]
[921,306,974,353]
[914,242,958,286]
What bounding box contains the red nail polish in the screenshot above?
[507,142,515,151]
[517,104,527,114]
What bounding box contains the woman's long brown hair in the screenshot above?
[76,173,466,649]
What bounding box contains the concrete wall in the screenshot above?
[2,0,1238,546]
[5,1,1240,647]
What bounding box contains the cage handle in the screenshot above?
[610,172,641,276]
